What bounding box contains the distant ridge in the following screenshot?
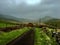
[0,14,26,22]
[39,16,60,22]
[0,14,35,23]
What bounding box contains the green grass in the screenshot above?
[0,22,15,28]
[0,27,30,45]
[34,28,56,45]
[0,27,57,45]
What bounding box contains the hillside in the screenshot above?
[0,14,26,22]
[39,16,54,22]
[45,18,60,28]
[0,14,35,23]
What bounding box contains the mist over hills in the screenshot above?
[0,14,60,23]
[39,16,59,22]
[0,14,35,23]
[0,14,25,21]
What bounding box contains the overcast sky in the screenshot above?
[0,0,60,20]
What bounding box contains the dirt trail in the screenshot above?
[7,29,35,45]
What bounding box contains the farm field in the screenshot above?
[0,22,16,28]
[0,20,20,28]
[0,27,30,45]
[0,20,59,45]
[0,27,58,45]
[0,20,17,28]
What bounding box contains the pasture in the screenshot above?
[0,27,30,45]
[0,21,59,45]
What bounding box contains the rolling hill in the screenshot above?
[0,14,35,23]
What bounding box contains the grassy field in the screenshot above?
[0,27,57,45]
[0,22,16,28]
[34,28,56,45]
[0,20,19,28]
[0,27,30,45]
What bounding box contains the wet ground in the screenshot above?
[7,29,35,45]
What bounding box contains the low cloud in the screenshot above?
[0,0,60,19]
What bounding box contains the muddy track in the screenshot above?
[7,29,35,45]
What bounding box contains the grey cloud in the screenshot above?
[0,0,60,19]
